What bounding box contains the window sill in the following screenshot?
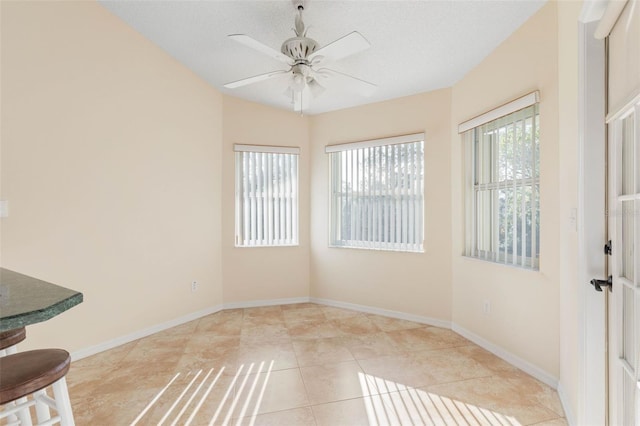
[235,244,300,249]
[460,254,540,272]
[329,244,424,254]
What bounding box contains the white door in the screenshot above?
[608,95,640,426]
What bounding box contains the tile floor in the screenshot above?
[65,303,567,425]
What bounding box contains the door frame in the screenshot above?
[577,13,607,426]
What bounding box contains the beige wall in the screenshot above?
[557,0,582,418]
[0,1,3,267]
[1,0,581,390]
[309,90,453,321]
[221,96,310,303]
[608,0,640,113]
[451,2,561,377]
[1,1,224,352]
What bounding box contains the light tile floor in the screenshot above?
[66,303,567,425]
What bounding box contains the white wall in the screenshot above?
[0,1,224,353]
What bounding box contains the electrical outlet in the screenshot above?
[0,200,8,218]
[483,300,491,315]
[191,281,198,292]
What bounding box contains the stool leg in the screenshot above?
[2,343,24,425]
[34,389,51,423]
[15,396,33,426]
[2,401,18,425]
[52,377,75,426]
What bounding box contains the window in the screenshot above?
[326,133,424,252]
[460,92,540,269]
[235,144,299,247]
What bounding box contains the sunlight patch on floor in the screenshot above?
[358,372,522,426]
[129,361,274,426]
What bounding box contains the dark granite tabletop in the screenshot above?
[0,268,83,332]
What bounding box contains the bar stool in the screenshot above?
[0,349,75,426]
[0,327,26,356]
[0,327,28,424]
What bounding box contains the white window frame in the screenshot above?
[234,144,299,247]
[326,133,425,253]
[460,92,540,269]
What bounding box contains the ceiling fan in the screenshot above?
[224,0,376,113]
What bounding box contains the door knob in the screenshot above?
[590,275,612,292]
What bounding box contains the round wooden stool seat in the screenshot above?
[0,349,71,405]
[0,327,26,351]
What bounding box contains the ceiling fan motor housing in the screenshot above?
[281,37,318,61]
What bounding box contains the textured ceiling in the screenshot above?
[99,0,547,115]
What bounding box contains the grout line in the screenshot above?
[71,302,567,425]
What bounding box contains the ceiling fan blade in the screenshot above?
[315,68,377,97]
[224,70,289,89]
[228,34,293,65]
[307,79,325,98]
[308,31,370,64]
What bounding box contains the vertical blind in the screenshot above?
[235,144,299,247]
[463,104,540,269]
[326,134,425,252]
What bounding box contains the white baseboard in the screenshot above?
[70,295,563,419]
[223,297,310,310]
[557,382,575,426]
[70,297,449,361]
[314,297,562,395]
[451,323,558,389]
[70,304,224,361]
[71,298,310,361]
[310,297,451,329]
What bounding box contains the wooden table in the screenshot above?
[0,268,83,332]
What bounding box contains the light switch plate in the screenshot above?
[0,200,8,218]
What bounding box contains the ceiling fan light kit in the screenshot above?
[224,1,376,113]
